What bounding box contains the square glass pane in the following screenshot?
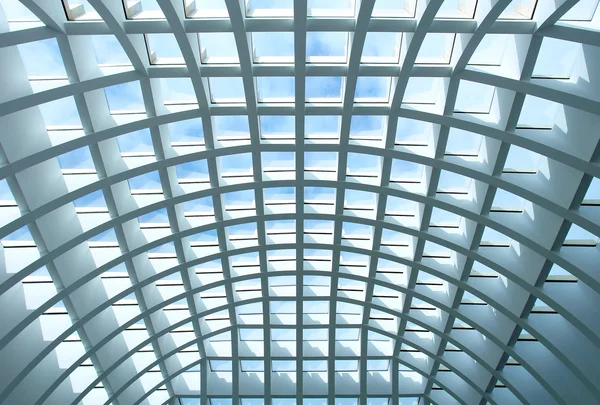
[246,0,293,17]
[256,76,295,102]
[260,116,295,138]
[415,33,455,64]
[252,32,294,63]
[104,81,145,111]
[350,116,385,139]
[168,118,204,144]
[91,35,130,65]
[305,116,340,138]
[213,116,250,139]
[308,0,353,17]
[306,32,348,63]
[209,77,245,103]
[146,34,184,64]
[17,38,66,77]
[355,77,392,102]
[372,0,415,17]
[199,33,239,63]
[306,76,343,102]
[362,32,401,63]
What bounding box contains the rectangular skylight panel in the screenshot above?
[499,0,538,19]
[306,76,343,102]
[390,160,424,182]
[342,222,372,238]
[304,399,327,405]
[176,160,209,180]
[304,301,329,315]
[305,152,338,171]
[430,207,461,226]
[306,32,348,63]
[266,219,295,233]
[491,189,525,211]
[117,129,154,154]
[347,153,380,175]
[362,32,401,63]
[182,197,214,215]
[335,360,359,372]
[104,81,145,112]
[560,0,599,20]
[303,360,327,372]
[252,32,294,63]
[35,94,82,128]
[73,190,106,209]
[128,171,162,191]
[256,76,295,102]
[303,328,328,341]
[189,0,228,18]
[222,190,256,208]
[503,145,542,173]
[532,37,581,78]
[395,117,432,145]
[199,33,239,64]
[240,328,263,341]
[367,359,390,371]
[62,0,101,20]
[305,219,334,233]
[17,38,67,77]
[344,189,376,207]
[305,116,340,138]
[307,0,353,17]
[271,328,296,341]
[336,328,360,341]
[355,77,392,102]
[246,0,293,17]
[219,153,253,175]
[138,208,169,224]
[272,360,296,372]
[213,116,250,139]
[403,77,441,104]
[168,118,204,144]
[415,33,455,64]
[264,187,295,202]
[262,152,295,171]
[260,115,295,139]
[241,360,265,372]
[454,81,495,113]
[189,230,218,244]
[125,0,163,19]
[304,187,336,202]
[273,400,296,405]
[372,0,415,17]
[146,34,184,64]
[583,177,600,203]
[437,170,472,191]
[350,115,385,139]
[517,95,563,129]
[381,229,411,245]
[211,398,233,405]
[209,77,245,103]
[160,78,196,104]
[481,227,511,246]
[445,127,483,156]
[57,147,95,171]
[436,0,477,18]
[468,34,508,66]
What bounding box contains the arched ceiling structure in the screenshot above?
[0,0,600,404]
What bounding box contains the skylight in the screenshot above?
[0,1,599,405]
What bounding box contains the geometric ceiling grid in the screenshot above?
[0,0,599,405]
